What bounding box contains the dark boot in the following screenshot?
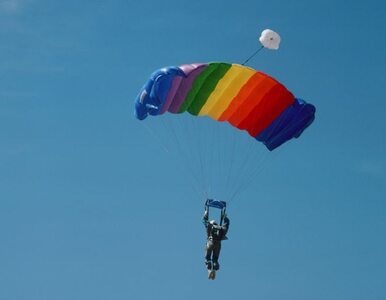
[205,260,212,270]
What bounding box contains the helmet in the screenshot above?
[209,220,217,225]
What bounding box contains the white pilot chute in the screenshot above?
[242,29,281,65]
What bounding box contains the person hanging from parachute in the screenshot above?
[203,199,229,280]
[133,29,316,280]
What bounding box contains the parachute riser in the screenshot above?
[220,207,226,226]
[205,199,227,226]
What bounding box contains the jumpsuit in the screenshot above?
[203,215,230,270]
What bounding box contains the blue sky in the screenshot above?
[1,0,385,299]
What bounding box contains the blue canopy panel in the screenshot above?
[206,199,227,209]
[256,98,316,151]
[134,67,184,120]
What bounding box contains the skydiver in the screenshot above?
[203,208,230,280]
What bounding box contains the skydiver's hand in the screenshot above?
[203,210,208,219]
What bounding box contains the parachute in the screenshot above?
[259,29,281,50]
[134,63,315,151]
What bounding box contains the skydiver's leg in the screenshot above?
[205,240,214,270]
[212,241,222,270]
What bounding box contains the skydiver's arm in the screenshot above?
[222,216,230,233]
[203,210,209,228]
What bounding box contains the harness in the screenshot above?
[208,224,225,241]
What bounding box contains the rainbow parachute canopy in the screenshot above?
[134,63,315,151]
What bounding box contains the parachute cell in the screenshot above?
[134,63,315,151]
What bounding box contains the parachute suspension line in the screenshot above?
[204,120,211,197]
[140,121,170,154]
[213,119,221,196]
[192,114,208,198]
[202,117,213,198]
[234,150,275,202]
[228,150,271,203]
[241,46,264,66]
[185,114,209,199]
[212,121,220,196]
[141,118,204,199]
[220,124,226,197]
[183,114,208,199]
[217,121,227,198]
[226,138,263,202]
[160,116,204,200]
[224,127,238,200]
[207,117,218,197]
[178,114,208,198]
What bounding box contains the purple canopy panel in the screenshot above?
[167,63,208,113]
[160,76,183,114]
